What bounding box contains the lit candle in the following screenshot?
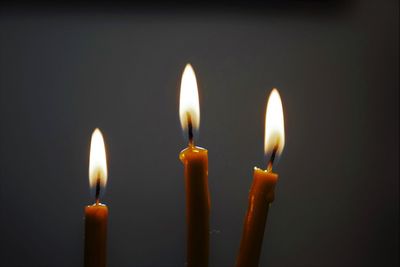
[236,89,285,267]
[178,64,210,267]
[84,128,109,267]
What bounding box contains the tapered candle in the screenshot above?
[84,128,109,267]
[179,64,210,267]
[236,89,285,267]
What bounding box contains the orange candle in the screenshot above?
[236,89,285,267]
[84,128,109,267]
[179,64,210,267]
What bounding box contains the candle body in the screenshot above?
[179,146,210,267]
[84,203,108,267]
[236,167,278,267]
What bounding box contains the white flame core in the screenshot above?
[179,64,200,131]
[264,89,285,156]
[89,128,108,189]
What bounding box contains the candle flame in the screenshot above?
[179,63,200,133]
[264,89,285,158]
[89,128,108,190]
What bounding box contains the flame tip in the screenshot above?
[92,128,103,135]
[270,88,280,96]
[183,63,194,72]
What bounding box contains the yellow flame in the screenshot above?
[179,63,200,131]
[89,128,107,189]
[264,89,285,156]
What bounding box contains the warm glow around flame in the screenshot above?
[179,63,200,131]
[89,128,107,189]
[264,89,285,156]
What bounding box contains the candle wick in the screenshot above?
[267,145,278,172]
[187,114,194,146]
[95,178,101,204]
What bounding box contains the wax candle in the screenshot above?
[84,128,109,267]
[236,89,285,267]
[179,64,210,267]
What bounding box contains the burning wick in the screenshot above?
[187,113,194,146]
[267,143,279,172]
[95,178,101,204]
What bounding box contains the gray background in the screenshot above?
[0,1,398,266]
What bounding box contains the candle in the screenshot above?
[178,64,210,267]
[236,89,285,267]
[84,128,109,267]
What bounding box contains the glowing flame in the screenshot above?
[89,128,108,189]
[179,63,200,132]
[264,89,285,157]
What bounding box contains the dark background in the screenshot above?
[0,1,398,266]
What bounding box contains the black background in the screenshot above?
[0,1,398,266]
